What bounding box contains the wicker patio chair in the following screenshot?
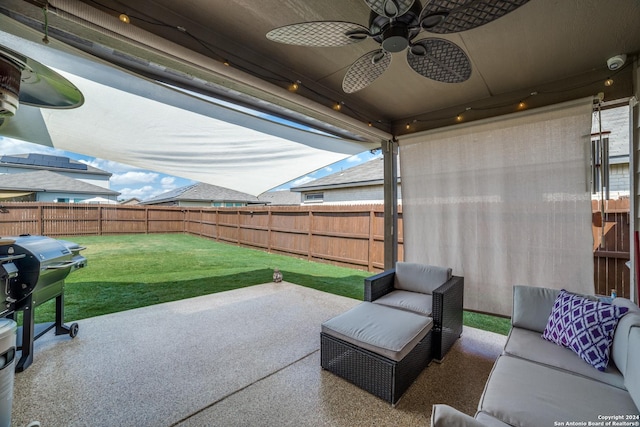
[364,262,464,361]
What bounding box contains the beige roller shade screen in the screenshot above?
[399,98,594,316]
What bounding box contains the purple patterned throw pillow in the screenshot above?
[542,289,628,371]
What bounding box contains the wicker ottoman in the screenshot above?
[321,302,433,405]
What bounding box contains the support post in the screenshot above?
[630,57,639,304]
[383,139,398,270]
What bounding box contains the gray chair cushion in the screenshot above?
[373,290,433,316]
[503,327,625,389]
[479,355,639,427]
[321,302,433,362]
[394,262,452,295]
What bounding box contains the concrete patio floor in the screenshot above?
[10,282,506,426]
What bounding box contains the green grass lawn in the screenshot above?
[31,233,511,335]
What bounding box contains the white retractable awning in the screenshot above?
[0,14,377,196]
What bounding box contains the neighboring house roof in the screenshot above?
[258,190,301,205]
[0,153,112,177]
[291,157,399,192]
[0,170,120,196]
[141,182,262,204]
[120,197,141,205]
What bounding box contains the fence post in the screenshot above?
[268,208,272,253]
[98,206,103,236]
[38,204,44,235]
[216,209,220,241]
[308,210,313,261]
[368,208,375,271]
[145,207,149,234]
[236,210,241,246]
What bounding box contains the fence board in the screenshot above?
[593,199,631,298]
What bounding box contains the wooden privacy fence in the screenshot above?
[0,203,186,236]
[0,202,632,295]
[0,203,403,271]
[593,199,631,298]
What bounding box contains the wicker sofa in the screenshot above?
[320,263,464,405]
[432,285,640,426]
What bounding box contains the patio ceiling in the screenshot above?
[2,0,638,140]
[0,0,638,195]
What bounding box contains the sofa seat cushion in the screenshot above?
[373,290,433,316]
[321,302,433,362]
[479,355,639,427]
[504,327,625,389]
[394,262,452,294]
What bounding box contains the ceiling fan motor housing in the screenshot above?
[0,55,20,117]
[381,25,410,52]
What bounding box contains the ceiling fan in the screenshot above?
[267,0,529,93]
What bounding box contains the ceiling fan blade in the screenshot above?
[342,49,392,93]
[364,0,415,18]
[419,0,529,34]
[266,22,370,47]
[407,38,471,83]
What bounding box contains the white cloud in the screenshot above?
[117,185,158,200]
[79,158,139,174]
[160,176,175,186]
[346,154,362,163]
[0,137,65,156]
[110,171,159,185]
[293,176,315,186]
[324,166,333,172]
[158,176,179,194]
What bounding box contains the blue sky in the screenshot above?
[0,135,379,201]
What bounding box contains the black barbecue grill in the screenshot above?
[0,234,86,371]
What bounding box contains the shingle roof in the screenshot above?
[141,182,261,204]
[291,157,399,191]
[258,190,301,205]
[0,153,112,176]
[0,170,120,195]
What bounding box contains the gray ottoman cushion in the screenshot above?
[321,302,433,362]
